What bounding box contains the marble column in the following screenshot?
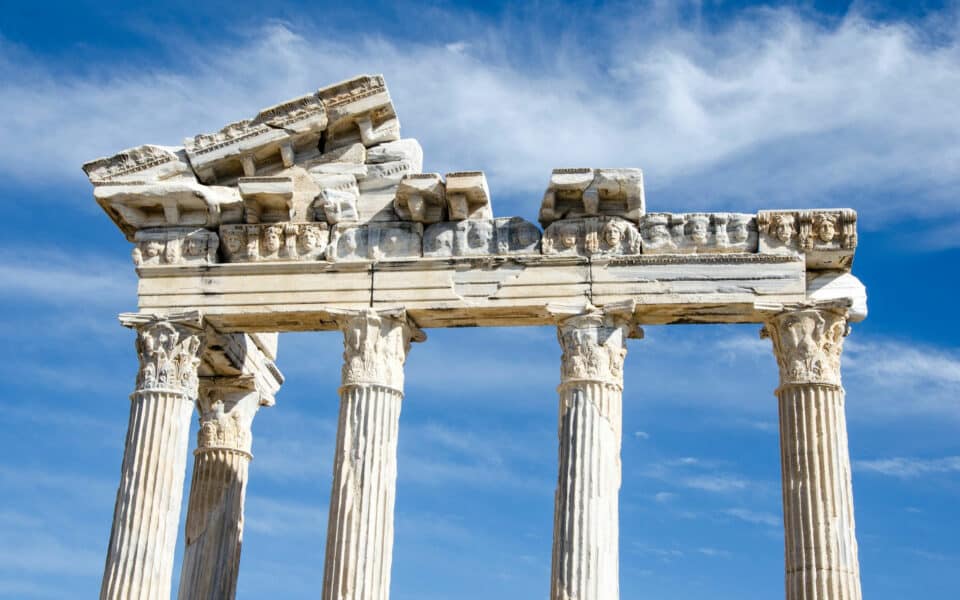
[551,311,635,600]
[101,314,204,600]
[322,309,424,600]
[762,306,862,600]
[177,376,265,600]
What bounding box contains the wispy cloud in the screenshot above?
[854,456,960,479]
[1,7,958,232]
[0,245,134,308]
[723,507,781,528]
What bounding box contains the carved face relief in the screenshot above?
[603,222,623,248]
[301,228,319,251]
[164,240,180,263]
[689,217,710,244]
[815,215,836,243]
[263,227,282,253]
[729,219,750,243]
[144,240,163,259]
[223,229,243,254]
[185,236,204,257]
[467,222,491,249]
[343,229,359,253]
[513,225,535,248]
[647,223,670,243]
[560,225,578,249]
[772,215,794,244]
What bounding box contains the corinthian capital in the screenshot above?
[121,312,204,397]
[333,308,425,390]
[557,311,636,386]
[761,305,849,387]
[195,377,262,456]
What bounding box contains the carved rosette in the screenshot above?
[338,309,423,390]
[557,312,631,387]
[134,321,204,396]
[762,307,849,387]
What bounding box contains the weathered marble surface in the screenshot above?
[539,168,645,226]
[219,223,328,262]
[763,305,862,600]
[758,209,857,270]
[639,212,758,254]
[101,314,204,600]
[329,221,423,262]
[133,228,219,266]
[423,217,540,257]
[322,309,423,600]
[543,216,641,257]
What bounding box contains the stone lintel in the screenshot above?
[132,253,813,330]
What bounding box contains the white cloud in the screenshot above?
[723,507,781,527]
[845,339,960,420]
[854,456,960,479]
[0,245,135,308]
[0,7,958,232]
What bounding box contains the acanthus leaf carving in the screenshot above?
[338,309,423,390]
[761,307,849,387]
[134,320,204,396]
[557,312,631,386]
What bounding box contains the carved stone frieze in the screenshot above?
[539,168,645,227]
[336,309,424,389]
[758,209,857,270]
[319,74,400,149]
[328,221,423,262]
[761,306,849,387]
[542,216,641,257]
[127,318,204,396]
[639,212,758,254]
[185,93,327,183]
[132,228,218,266]
[423,217,541,257]
[83,144,195,183]
[557,312,632,386]
[220,223,328,262]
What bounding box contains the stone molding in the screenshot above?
[121,312,204,397]
[333,308,425,390]
[761,304,849,387]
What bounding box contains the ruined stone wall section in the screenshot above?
[82,76,857,272]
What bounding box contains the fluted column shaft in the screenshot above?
[322,309,423,600]
[101,317,204,600]
[551,311,634,600]
[763,307,862,600]
[178,378,264,600]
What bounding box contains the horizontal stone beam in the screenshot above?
[134,253,815,331]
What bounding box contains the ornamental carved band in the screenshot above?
[762,308,849,387]
[134,321,204,396]
[557,313,631,387]
[339,309,421,390]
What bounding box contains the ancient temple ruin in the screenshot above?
[84,74,867,600]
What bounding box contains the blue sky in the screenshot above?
[1,1,958,598]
